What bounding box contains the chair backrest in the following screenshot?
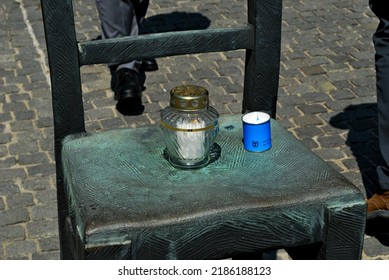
[40,0,283,257]
[41,0,283,140]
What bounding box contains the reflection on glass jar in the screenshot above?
[160,85,219,169]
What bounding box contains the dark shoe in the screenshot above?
[365,191,389,236]
[110,66,148,91]
[114,68,144,115]
[140,58,158,72]
[110,66,118,91]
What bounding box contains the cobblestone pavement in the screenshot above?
[1,0,389,260]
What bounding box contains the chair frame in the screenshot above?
[41,0,282,258]
[40,0,366,260]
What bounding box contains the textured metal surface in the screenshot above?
[62,114,366,259]
[40,0,86,259]
[78,27,254,65]
[39,0,366,260]
[243,0,282,116]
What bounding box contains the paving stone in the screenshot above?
[297,104,328,115]
[10,120,35,132]
[0,181,20,196]
[318,118,342,136]
[0,225,25,243]
[85,108,117,121]
[0,157,17,169]
[18,152,50,166]
[20,177,53,191]
[0,208,30,227]
[7,193,34,209]
[37,235,60,253]
[37,136,55,153]
[293,115,324,126]
[14,110,36,121]
[27,219,59,239]
[222,83,242,94]
[2,101,28,113]
[99,117,127,129]
[226,101,242,114]
[0,131,12,145]
[276,105,301,118]
[0,113,12,122]
[5,239,37,259]
[35,117,54,128]
[293,125,324,139]
[300,65,327,76]
[85,121,103,132]
[316,134,347,148]
[299,138,320,150]
[354,85,376,97]
[364,237,389,258]
[0,168,27,182]
[329,89,357,100]
[28,99,53,118]
[342,158,360,171]
[34,189,57,205]
[32,205,58,221]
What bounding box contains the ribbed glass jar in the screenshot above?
[160,85,219,169]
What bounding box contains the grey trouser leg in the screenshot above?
[95,0,149,72]
[370,0,389,191]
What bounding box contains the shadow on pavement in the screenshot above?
[330,103,389,247]
[374,234,389,246]
[330,103,384,198]
[141,11,211,34]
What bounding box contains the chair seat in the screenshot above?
[62,114,366,259]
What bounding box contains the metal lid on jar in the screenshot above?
[170,85,209,111]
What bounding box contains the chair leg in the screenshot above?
[60,217,77,259]
[319,202,366,260]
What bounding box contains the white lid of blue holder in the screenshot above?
[242,112,270,125]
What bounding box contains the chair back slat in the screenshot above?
[79,27,254,66]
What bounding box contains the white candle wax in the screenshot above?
[176,118,205,159]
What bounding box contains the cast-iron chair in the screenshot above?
[40,0,366,259]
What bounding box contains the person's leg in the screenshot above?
[95,0,154,115]
[371,1,389,193]
[95,0,142,72]
[130,0,158,72]
[366,0,389,234]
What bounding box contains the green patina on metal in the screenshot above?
[40,0,367,259]
[62,114,365,258]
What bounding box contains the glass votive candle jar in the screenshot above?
[160,85,219,169]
